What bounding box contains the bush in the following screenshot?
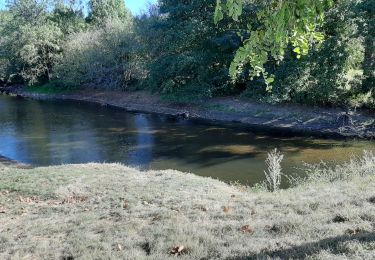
[54,19,145,89]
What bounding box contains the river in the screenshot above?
[0,95,373,186]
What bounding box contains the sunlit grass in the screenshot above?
[0,153,374,259]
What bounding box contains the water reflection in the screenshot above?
[128,114,154,167]
[0,95,374,186]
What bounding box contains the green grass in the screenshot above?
[25,82,78,94]
[0,154,375,259]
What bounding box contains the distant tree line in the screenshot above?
[0,0,373,108]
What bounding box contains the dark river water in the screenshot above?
[0,95,374,186]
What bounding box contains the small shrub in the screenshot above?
[264,148,284,192]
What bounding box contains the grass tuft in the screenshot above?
[291,150,375,186]
[264,148,284,192]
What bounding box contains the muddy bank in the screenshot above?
[2,86,375,139]
[0,155,33,169]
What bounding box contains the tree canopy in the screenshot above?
[87,0,132,25]
[215,0,335,90]
[0,0,373,108]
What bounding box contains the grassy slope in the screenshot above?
[0,163,374,260]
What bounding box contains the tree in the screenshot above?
[0,10,12,84]
[50,0,86,36]
[1,0,63,85]
[140,0,243,101]
[215,0,335,90]
[87,0,132,25]
[54,18,141,89]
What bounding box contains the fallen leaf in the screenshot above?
[240,225,254,233]
[20,207,28,215]
[170,245,186,256]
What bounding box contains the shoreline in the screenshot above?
[2,86,375,139]
[0,155,33,169]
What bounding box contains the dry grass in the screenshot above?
[0,156,374,259]
[264,148,284,192]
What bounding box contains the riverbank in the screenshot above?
[0,155,33,169]
[3,86,375,139]
[1,155,375,259]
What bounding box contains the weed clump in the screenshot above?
[264,148,284,192]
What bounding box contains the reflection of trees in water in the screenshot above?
[0,98,52,164]
[0,96,374,185]
[127,114,154,167]
[0,98,109,165]
[0,98,157,166]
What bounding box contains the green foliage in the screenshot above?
[215,0,334,89]
[0,10,12,83]
[50,1,86,35]
[266,0,375,108]
[0,0,373,110]
[54,19,143,89]
[87,0,132,25]
[25,81,77,94]
[140,0,240,101]
[0,0,63,85]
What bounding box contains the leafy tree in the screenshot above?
[1,0,63,85]
[215,0,335,90]
[54,18,142,89]
[50,0,86,35]
[0,10,13,84]
[87,0,132,25]
[5,0,48,25]
[140,0,243,101]
[245,0,375,109]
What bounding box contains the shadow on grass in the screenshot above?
[235,232,375,259]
